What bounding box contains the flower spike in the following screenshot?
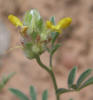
[8,9,72,59]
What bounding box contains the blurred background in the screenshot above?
[0,0,93,100]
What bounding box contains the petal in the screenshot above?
[8,14,23,27]
[46,20,62,33]
[46,21,53,29]
[58,17,72,29]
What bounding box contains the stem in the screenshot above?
[36,56,50,73]
[50,70,60,100]
[49,54,52,67]
[49,52,60,100]
[36,56,60,100]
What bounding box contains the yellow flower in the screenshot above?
[46,17,72,33]
[8,15,23,27]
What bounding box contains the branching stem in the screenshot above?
[36,56,60,100]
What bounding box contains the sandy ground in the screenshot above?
[0,0,93,100]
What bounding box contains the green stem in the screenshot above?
[36,56,60,100]
[50,70,60,100]
[49,53,60,100]
[36,56,50,73]
[49,54,52,67]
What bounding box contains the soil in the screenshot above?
[0,0,93,100]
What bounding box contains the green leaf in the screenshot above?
[2,72,16,84]
[51,32,59,45]
[31,31,38,40]
[24,42,33,48]
[30,86,37,100]
[79,77,93,89]
[23,11,32,26]
[0,72,16,90]
[76,69,92,88]
[56,88,71,95]
[50,16,59,45]
[69,99,73,100]
[42,90,48,100]
[37,18,43,31]
[51,44,61,55]
[68,66,77,88]
[9,88,29,100]
[50,16,56,25]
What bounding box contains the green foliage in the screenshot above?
[56,88,71,95]
[9,88,29,100]
[22,9,53,59]
[50,16,56,25]
[56,67,93,95]
[68,66,77,88]
[42,90,48,100]
[76,69,92,88]
[30,86,37,100]
[9,86,48,100]
[69,99,73,100]
[23,42,34,59]
[50,44,61,56]
[50,16,59,45]
[51,32,59,45]
[79,77,93,89]
[0,72,15,91]
[8,9,93,100]
[23,11,32,26]
[37,18,43,31]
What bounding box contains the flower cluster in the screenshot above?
[8,9,72,59]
